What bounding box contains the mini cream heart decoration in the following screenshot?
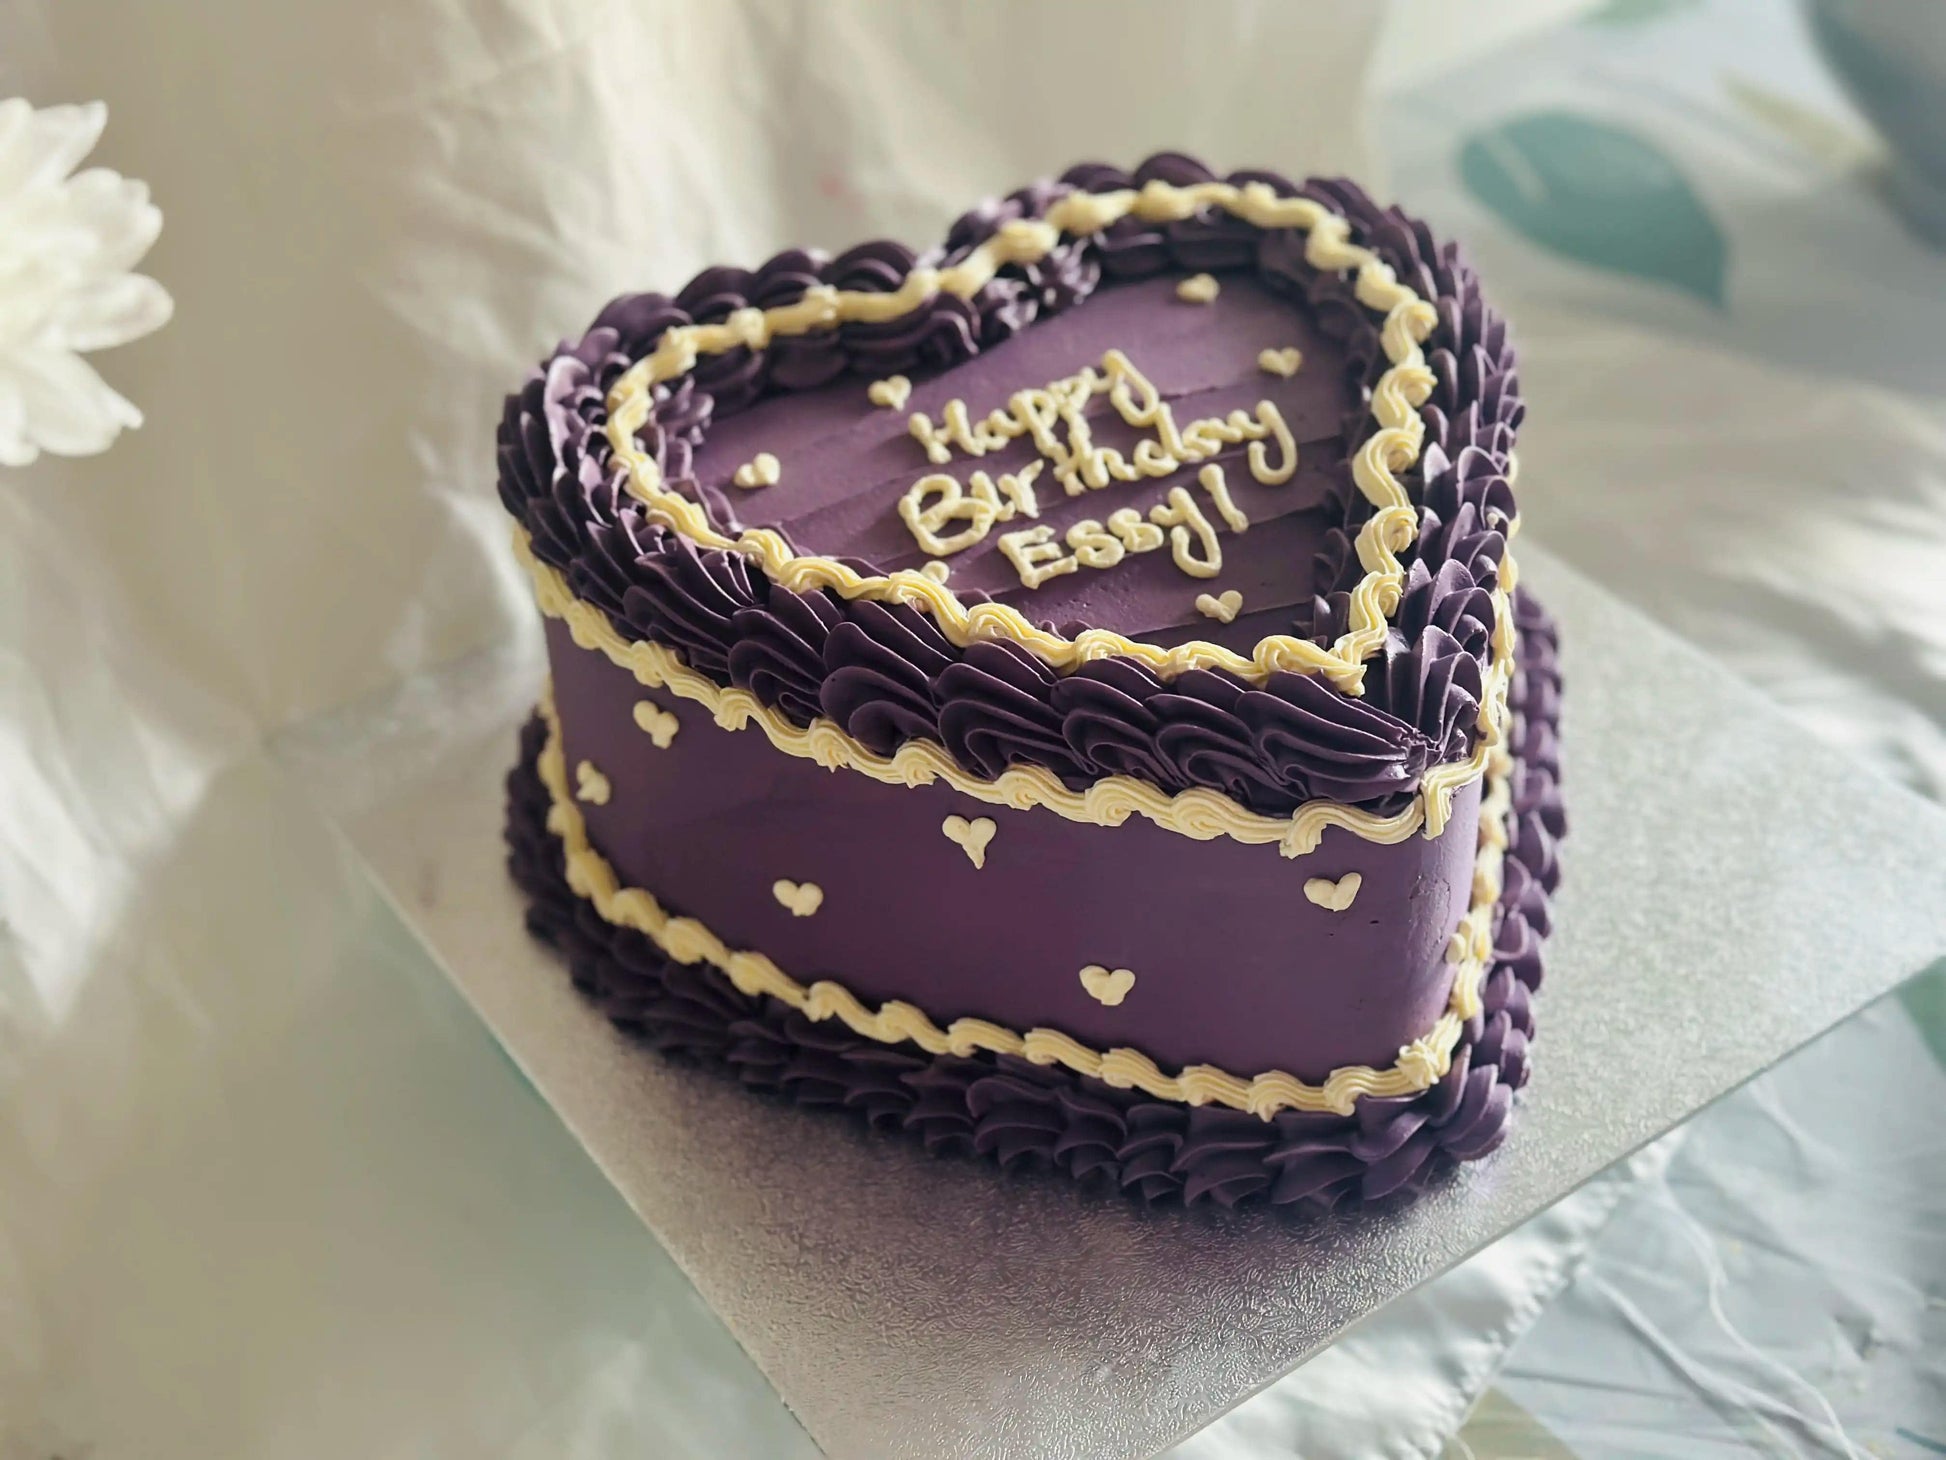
[1194,589,1243,624]
[1303,872,1362,912]
[1257,346,1303,378]
[574,760,611,805]
[773,879,824,917]
[940,814,997,869]
[632,700,680,749]
[732,451,781,489]
[1079,964,1136,1007]
[1175,272,1220,304]
[867,374,912,410]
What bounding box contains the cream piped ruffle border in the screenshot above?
[520,527,1512,850]
[602,179,1443,700]
[536,691,1513,1119]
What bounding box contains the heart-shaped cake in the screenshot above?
[499,153,1564,1210]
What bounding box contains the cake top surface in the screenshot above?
[687,268,1363,653]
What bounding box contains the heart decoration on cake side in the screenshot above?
[940,814,997,869]
[773,879,824,917]
[1303,872,1362,912]
[866,374,912,410]
[732,451,781,489]
[1079,964,1136,1007]
[574,760,611,805]
[1257,346,1303,377]
[631,700,680,749]
[1194,589,1244,623]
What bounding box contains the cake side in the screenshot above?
[504,590,1561,1209]
[544,612,1484,1090]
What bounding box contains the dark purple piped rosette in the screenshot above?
[496,152,1524,820]
[505,590,1562,1211]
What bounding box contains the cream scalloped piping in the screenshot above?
[599,180,1447,699]
[536,691,1512,1119]
[517,528,1513,854]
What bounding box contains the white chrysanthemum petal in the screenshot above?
[0,100,107,200]
[0,99,170,469]
[0,98,51,199]
[3,343,142,463]
[52,272,172,353]
[60,169,162,274]
[0,375,29,466]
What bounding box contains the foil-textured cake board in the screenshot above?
[279,545,1946,1460]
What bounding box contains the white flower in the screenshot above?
[0,98,173,468]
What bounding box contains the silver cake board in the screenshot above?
[277,543,1946,1460]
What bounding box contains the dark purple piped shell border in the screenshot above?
[496,153,1524,824]
[503,591,1563,1212]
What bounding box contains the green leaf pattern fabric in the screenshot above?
[1459,110,1728,304]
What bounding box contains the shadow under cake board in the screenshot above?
[276,543,1946,1460]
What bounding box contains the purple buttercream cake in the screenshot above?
[497,153,1562,1210]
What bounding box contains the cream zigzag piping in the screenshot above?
[601,179,1444,700]
[536,692,1513,1119]
[520,527,1510,852]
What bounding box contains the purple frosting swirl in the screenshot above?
[496,153,1523,820]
